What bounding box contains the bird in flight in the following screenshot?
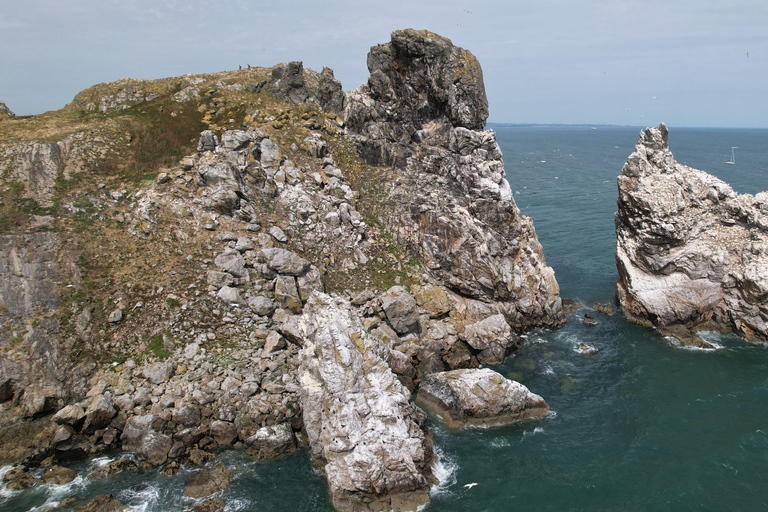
[464,482,479,489]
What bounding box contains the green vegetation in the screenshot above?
[145,334,172,360]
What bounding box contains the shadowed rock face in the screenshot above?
[616,123,768,346]
[345,29,564,331]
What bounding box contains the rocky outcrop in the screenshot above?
[345,29,563,333]
[298,293,435,512]
[0,100,14,119]
[416,368,549,428]
[616,123,768,346]
[183,461,233,498]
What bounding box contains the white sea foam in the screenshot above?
[489,437,511,448]
[429,446,457,497]
[89,456,114,469]
[0,465,22,498]
[225,498,252,511]
[119,483,160,511]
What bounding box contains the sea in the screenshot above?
[3,125,768,511]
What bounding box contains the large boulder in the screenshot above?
[416,368,549,428]
[298,293,435,512]
[462,314,517,365]
[244,423,296,459]
[616,124,768,345]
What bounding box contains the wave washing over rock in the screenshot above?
[0,29,561,511]
[616,123,768,347]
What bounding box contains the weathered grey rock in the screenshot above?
[268,226,288,243]
[217,285,244,306]
[183,461,232,498]
[207,270,234,289]
[121,414,172,467]
[19,384,59,418]
[462,314,516,365]
[299,293,434,512]
[264,330,286,353]
[274,275,302,313]
[381,286,420,335]
[244,423,296,459]
[197,130,218,154]
[296,265,323,302]
[317,67,345,115]
[52,403,86,427]
[172,404,201,428]
[214,250,247,278]
[345,30,563,332]
[234,236,254,252]
[220,130,252,151]
[270,61,309,104]
[82,394,117,432]
[142,361,173,385]
[259,248,309,275]
[107,309,123,323]
[417,368,549,428]
[616,124,768,345]
[247,295,276,316]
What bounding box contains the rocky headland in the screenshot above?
[0,29,560,510]
[616,123,768,347]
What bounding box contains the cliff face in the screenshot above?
[0,29,561,510]
[346,29,564,331]
[616,124,768,346]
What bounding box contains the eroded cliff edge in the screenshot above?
[0,29,561,510]
[616,123,768,347]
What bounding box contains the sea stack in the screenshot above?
[616,123,768,346]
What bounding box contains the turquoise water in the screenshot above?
[3,126,768,511]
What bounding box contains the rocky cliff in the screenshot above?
[346,29,564,332]
[0,29,561,510]
[616,123,768,347]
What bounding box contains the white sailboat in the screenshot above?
[726,147,737,165]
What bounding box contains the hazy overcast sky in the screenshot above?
[1,0,766,127]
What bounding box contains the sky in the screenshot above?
[1,0,766,128]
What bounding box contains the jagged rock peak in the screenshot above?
[616,124,768,347]
[0,100,15,118]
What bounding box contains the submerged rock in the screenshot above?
[183,461,232,498]
[616,124,768,345]
[298,292,435,512]
[416,368,549,428]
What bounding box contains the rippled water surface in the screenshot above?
[4,125,768,511]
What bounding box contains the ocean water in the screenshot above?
[3,125,768,511]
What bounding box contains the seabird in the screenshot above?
[464,482,479,489]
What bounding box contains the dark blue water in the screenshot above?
[3,126,768,511]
